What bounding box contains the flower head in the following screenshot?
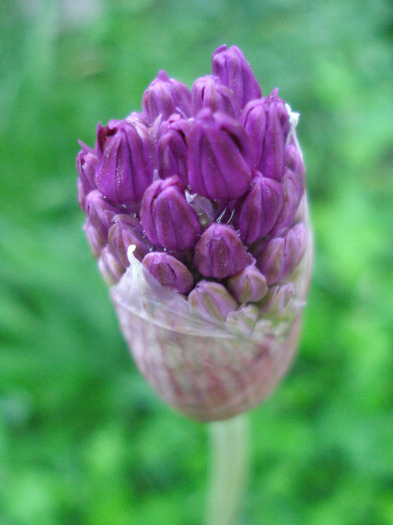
[77,45,312,421]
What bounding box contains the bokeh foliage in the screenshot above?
[1,0,393,523]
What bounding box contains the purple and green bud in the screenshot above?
[256,222,307,284]
[226,264,268,303]
[211,45,262,108]
[98,247,125,285]
[140,176,201,251]
[142,70,192,122]
[260,283,295,316]
[188,109,254,201]
[188,280,238,322]
[193,223,252,279]
[84,219,105,258]
[142,252,194,294]
[270,168,303,236]
[108,214,152,266]
[285,140,306,192]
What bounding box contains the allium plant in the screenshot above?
[77,44,312,422]
[77,44,312,523]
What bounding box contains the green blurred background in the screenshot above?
[1,0,393,523]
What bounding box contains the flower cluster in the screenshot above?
[77,45,312,421]
[77,45,306,315]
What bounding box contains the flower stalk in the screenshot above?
[206,414,249,525]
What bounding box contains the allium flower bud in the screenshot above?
[142,70,192,122]
[188,109,254,201]
[226,264,268,303]
[192,75,240,117]
[76,143,99,205]
[188,281,238,322]
[193,223,252,279]
[270,168,303,236]
[157,115,190,184]
[212,45,262,108]
[256,222,307,284]
[285,140,306,192]
[140,176,201,251]
[142,252,194,294]
[84,219,105,258]
[77,45,313,422]
[257,90,289,181]
[108,214,152,266]
[236,170,282,245]
[85,190,118,243]
[98,246,125,286]
[95,120,156,209]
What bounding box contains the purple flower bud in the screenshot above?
[142,70,192,122]
[98,246,125,285]
[257,90,290,181]
[270,168,302,236]
[192,75,240,117]
[85,189,119,243]
[95,120,157,209]
[193,223,252,279]
[188,109,254,201]
[157,115,191,185]
[284,140,306,194]
[260,283,294,316]
[256,237,285,285]
[77,178,87,212]
[188,280,238,322]
[226,264,268,303]
[142,252,194,294]
[76,143,99,209]
[84,219,105,258]
[140,176,201,251]
[211,45,262,108]
[241,99,267,166]
[108,214,153,266]
[256,222,307,284]
[282,222,307,278]
[236,170,282,245]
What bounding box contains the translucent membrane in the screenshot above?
[110,200,312,422]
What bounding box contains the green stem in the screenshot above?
[205,414,249,525]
